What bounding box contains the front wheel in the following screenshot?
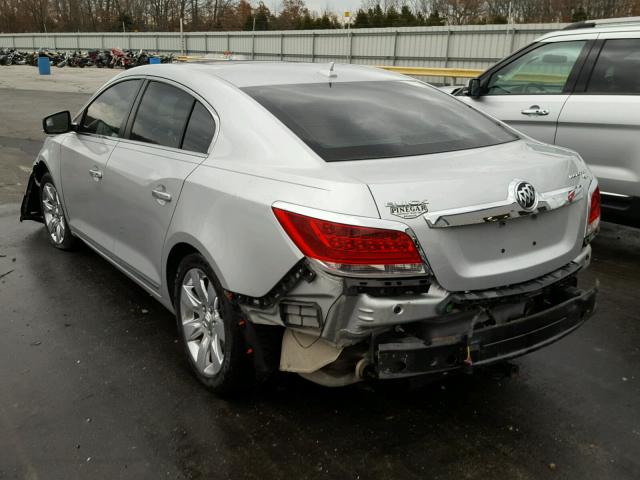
[40,173,77,250]
[174,253,253,393]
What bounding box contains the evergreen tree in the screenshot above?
[572,7,588,22]
[425,9,445,26]
[253,2,271,30]
[369,5,384,27]
[399,5,417,27]
[353,9,369,28]
[385,6,399,27]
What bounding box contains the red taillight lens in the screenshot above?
[273,207,423,265]
[589,186,601,225]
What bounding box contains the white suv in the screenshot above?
[456,17,640,226]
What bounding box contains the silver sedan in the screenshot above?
[21,62,599,392]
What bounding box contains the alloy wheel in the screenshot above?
[42,182,66,245]
[180,268,226,377]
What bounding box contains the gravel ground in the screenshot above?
[0,65,119,93]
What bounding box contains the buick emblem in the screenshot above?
[514,181,537,211]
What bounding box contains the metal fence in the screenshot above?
[0,23,565,72]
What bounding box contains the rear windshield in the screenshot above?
[243,80,518,162]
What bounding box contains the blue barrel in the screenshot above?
[149,57,161,64]
[37,56,51,75]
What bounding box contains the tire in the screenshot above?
[174,253,253,393]
[39,173,77,250]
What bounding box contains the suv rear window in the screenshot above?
[243,80,518,162]
[587,39,640,94]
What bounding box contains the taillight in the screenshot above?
[586,186,600,241]
[589,187,601,225]
[273,207,426,276]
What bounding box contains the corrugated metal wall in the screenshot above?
[0,23,565,71]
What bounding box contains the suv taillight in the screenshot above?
[273,207,426,276]
[586,186,600,240]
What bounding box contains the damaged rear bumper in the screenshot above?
[375,283,597,379]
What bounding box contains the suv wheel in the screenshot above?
[174,253,253,393]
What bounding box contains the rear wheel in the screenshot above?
[40,173,77,250]
[174,254,253,393]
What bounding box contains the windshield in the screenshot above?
[243,80,518,162]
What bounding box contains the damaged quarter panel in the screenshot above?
[162,74,379,301]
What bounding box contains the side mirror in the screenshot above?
[468,78,481,98]
[43,111,73,134]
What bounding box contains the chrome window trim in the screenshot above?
[73,76,146,130]
[424,180,585,228]
[74,74,220,155]
[134,75,220,155]
[114,137,209,160]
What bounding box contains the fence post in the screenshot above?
[509,27,517,54]
[444,28,451,68]
[251,32,255,60]
[203,34,207,54]
[280,33,284,61]
[101,35,104,49]
[443,28,451,84]
[226,33,230,53]
[52,35,56,50]
[311,32,315,63]
[155,35,159,53]
[348,30,353,64]
[392,30,399,66]
[76,34,80,50]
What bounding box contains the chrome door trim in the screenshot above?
[73,229,161,292]
[424,181,584,229]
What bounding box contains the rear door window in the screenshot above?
[487,41,587,95]
[586,39,640,94]
[182,101,215,154]
[82,80,141,137]
[243,80,518,162]
[131,81,194,149]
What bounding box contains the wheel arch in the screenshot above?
[20,136,66,223]
[163,234,229,308]
[20,160,52,223]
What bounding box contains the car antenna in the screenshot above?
[320,62,337,79]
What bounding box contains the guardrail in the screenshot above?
[175,56,484,83]
[378,66,483,78]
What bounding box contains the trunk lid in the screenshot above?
[332,140,590,292]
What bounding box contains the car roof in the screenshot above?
[120,61,405,88]
[537,16,640,42]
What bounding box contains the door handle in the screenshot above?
[151,187,172,203]
[521,105,549,116]
[89,167,103,180]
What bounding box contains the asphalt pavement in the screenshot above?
[0,70,639,480]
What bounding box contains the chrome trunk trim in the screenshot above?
[424,181,584,229]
